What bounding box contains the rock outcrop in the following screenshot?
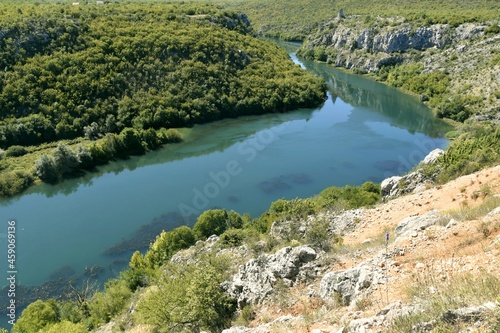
[319,254,388,306]
[381,149,443,199]
[394,209,443,241]
[422,148,444,164]
[303,18,486,72]
[223,246,318,308]
[300,17,500,117]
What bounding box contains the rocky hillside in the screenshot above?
[298,15,500,120]
[94,157,500,333]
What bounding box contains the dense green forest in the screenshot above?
[0,2,326,197]
[213,0,499,40]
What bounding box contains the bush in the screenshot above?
[35,154,60,183]
[87,279,132,327]
[219,228,247,247]
[136,263,235,332]
[0,170,34,196]
[5,145,27,157]
[193,209,230,239]
[144,226,196,268]
[119,127,144,155]
[485,24,500,34]
[53,143,80,176]
[42,321,88,333]
[13,299,60,333]
[227,210,244,229]
[270,198,316,219]
[305,218,343,251]
[316,182,381,210]
[162,128,183,143]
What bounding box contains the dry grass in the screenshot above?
[387,269,500,332]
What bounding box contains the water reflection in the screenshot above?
[300,59,451,138]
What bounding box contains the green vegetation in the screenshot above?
[212,0,499,40]
[417,123,500,184]
[0,1,326,198]
[136,263,235,333]
[12,181,379,332]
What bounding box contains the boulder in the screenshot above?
[381,176,402,198]
[395,210,442,240]
[319,265,375,305]
[422,148,444,164]
[381,170,435,199]
[441,302,497,324]
[223,246,317,307]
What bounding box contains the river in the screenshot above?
[0,45,450,327]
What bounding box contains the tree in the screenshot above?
[193,209,229,239]
[119,127,144,155]
[83,122,101,140]
[13,299,60,333]
[76,145,93,170]
[53,143,80,176]
[35,154,59,183]
[136,264,235,332]
[42,321,87,333]
[144,226,196,268]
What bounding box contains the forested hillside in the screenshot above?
[215,0,499,40]
[0,2,326,196]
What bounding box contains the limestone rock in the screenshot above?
[381,176,402,198]
[422,148,444,164]
[223,246,317,307]
[395,210,442,240]
[441,302,497,324]
[487,206,500,217]
[319,264,376,305]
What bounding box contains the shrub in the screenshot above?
[42,321,87,333]
[87,279,132,327]
[227,210,244,229]
[193,209,230,239]
[316,182,381,210]
[136,263,235,332]
[13,299,60,333]
[53,143,80,176]
[0,170,34,196]
[76,145,93,170]
[485,24,500,34]
[119,127,144,155]
[306,218,332,251]
[270,198,316,219]
[144,226,196,268]
[162,128,183,143]
[35,154,60,183]
[5,145,27,157]
[219,228,247,247]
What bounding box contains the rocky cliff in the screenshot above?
[299,16,500,118]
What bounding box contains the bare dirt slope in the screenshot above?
[247,165,500,333]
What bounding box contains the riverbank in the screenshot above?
[0,2,326,199]
[91,162,500,333]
